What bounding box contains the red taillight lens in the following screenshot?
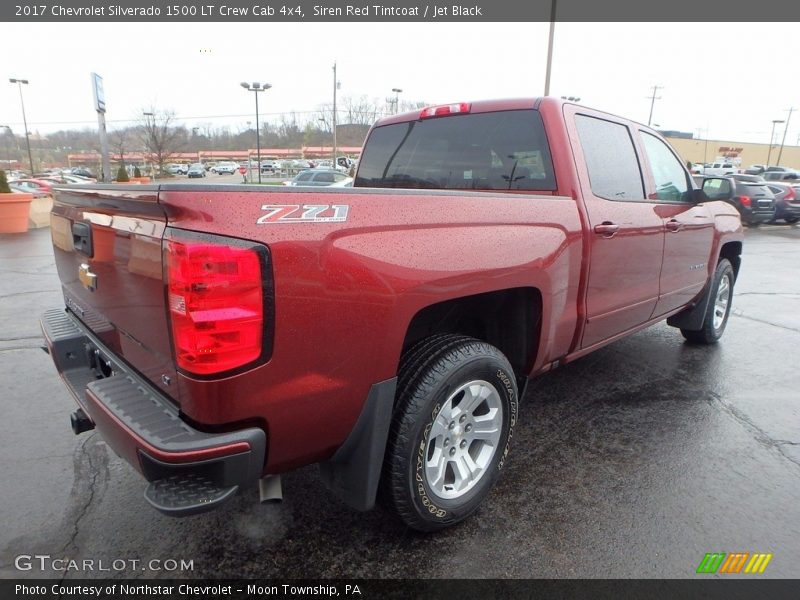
[165,237,265,375]
[419,102,471,119]
[739,195,751,207]
[786,187,796,200]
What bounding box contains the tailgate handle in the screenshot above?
[72,222,94,257]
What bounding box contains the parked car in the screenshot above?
[8,183,49,198]
[260,160,280,174]
[762,171,799,181]
[283,168,352,186]
[744,164,768,175]
[702,161,737,176]
[187,163,206,178]
[698,176,776,226]
[764,182,800,224]
[166,164,188,175]
[211,161,238,175]
[8,178,55,194]
[70,168,94,179]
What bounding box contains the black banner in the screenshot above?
[2,0,800,22]
[3,579,800,600]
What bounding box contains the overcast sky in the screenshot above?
[2,21,799,146]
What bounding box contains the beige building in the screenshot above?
[665,136,800,170]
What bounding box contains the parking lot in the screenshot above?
[0,223,798,579]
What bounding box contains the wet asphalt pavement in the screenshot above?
[0,224,798,580]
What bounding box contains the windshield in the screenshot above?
[356,109,557,191]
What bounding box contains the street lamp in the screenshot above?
[766,119,785,167]
[240,81,271,183]
[391,88,403,114]
[9,78,34,175]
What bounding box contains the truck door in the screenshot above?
[638,131,714,316]
[567,110,665,348]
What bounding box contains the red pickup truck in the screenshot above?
[41,98,743,531]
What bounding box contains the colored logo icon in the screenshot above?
[696,552,773,574]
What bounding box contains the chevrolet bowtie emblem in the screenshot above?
[79,263,97,292]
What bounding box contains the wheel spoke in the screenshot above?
[452,455,477,491]
[459,383,492,416]
[426,445,447,490]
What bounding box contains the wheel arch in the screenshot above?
[400,287,543,382]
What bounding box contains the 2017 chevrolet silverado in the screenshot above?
[41,98,743,531]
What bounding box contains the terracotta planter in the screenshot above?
[0,192,34,233]
[130,176,151,184]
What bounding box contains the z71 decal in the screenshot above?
[257,204,349,224]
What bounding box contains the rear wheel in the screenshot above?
[681,259,735,344]
[380,334,518,531]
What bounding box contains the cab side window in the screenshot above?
[641,132,690,202]
[575,114,644,201]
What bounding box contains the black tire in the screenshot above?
[681,258,735,344]
[785,217,799,224]
[380,334,518,532]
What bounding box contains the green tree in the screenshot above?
[116,164,130,182]
[134,166,142,177]
[0,169,11,193]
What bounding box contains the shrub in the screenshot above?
[116,165,130,182]
[134,166,142,177]
[0,169,11,193]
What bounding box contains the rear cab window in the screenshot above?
[355,109,557,191]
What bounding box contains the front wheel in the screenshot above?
[380,334,518,531]
[681,258,735,344]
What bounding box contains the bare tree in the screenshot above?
[109,128,131,165]
[139,107,186,175]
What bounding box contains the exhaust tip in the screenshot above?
[70,408,95,435]
[259,475,283,503]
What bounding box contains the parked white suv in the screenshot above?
[211,162,238,175]
[702,162,737,176]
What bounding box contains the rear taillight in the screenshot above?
[420,102,471,119]
[739,196,751,208]
[786,187,796,200]
[165,235,268,376]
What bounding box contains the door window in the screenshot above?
[575,115,644,201]
[640,132,690,202]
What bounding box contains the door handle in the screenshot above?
[593,222,620,236]
[665,219,683,232]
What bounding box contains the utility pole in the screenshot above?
[646,85,663,127]
[776,107,794,166]
[543,0,556,96]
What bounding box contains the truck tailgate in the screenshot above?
[50,185,179,403]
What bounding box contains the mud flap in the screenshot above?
[318,378,397,511]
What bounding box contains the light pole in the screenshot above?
[391,88,403,114]
[192,127,200,162]
[766,119,784,167]
[9,78,34,175]
[332,63,339,167]
[240,81,271,184]
[143,111,156,179]
[543,0,557,95]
